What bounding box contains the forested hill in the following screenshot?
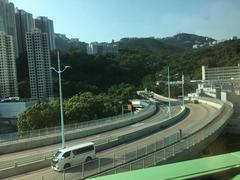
[160,33,216,50]
[117,33,215,55]
[166,39,240,79]
[118,38,183,56]
[16,36,240,99]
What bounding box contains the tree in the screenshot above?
[64,92,117,123]
[17,101,60,132]
[108,83,136,103]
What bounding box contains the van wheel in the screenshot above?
[86,157,92,162]
[64,163,71,169]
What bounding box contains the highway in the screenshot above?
[0,103,180,170]
[5,102,217,180]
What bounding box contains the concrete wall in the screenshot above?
[0,105,186,179]
[194,97,224,109]
[161,101,233,165]
[0,103,157,154]
[99,100,233,177]
[118,106,186,144]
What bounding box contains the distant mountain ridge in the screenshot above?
[118,37,182,56]
[117,33,216,56]
[160,33,216,50]
[55,33,216,55]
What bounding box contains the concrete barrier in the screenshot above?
[161,100,233,165]
[0,105,186,179]
[0,159,51,179]
[118,106,186,144]
[98,100,233,177]
[194,97,224,109]
[0,103,157,154]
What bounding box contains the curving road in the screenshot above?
[5,102,217,180]
[0,104,180,170]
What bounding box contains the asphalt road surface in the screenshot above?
[5,103,217,180]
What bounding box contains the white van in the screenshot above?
[51,142,96,171]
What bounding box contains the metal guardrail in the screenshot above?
[0,104,182,173]
[96,100,233,178]
[35,98,232,180]
[0,101,154,143]
[0,96,230,180]
[0,134,118,171]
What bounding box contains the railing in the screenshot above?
[0,104,183,175]
[0,101,154,143]
[36,98,232,180]
[0,96,230,180]
[0,134,118,171]
[96,100,233,177]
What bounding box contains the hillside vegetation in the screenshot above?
[15,34,240,131]
[160,33,215,50]
[167,39,240,79]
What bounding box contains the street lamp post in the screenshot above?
[158,67,181,117]
[50,52,70,149]
[182,73,185,106]
[168,66,171,117]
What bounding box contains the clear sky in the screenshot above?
[10,0,240,43]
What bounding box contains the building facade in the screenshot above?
[0,0,19,57]
[15,9,34,55]
[201,64,240,96]
[87,42,118,55]
[202,65,240,81]
[0,31,18,98]
[35,16,56,51]
[26,29,53,100]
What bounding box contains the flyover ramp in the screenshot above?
[0,100,157,153]
[6,102,217,180]
[96,99,233,178]
[0,103,185,178]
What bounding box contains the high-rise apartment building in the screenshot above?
[26,28,53,100]
[0,0,19,57]
[35,16,56,51]
[15,9,34,55]
[0,31,18,98]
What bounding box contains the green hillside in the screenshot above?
[17,35,240,98]
[118,37,183,56]
[167,39,240,79]
[160,33,216,50]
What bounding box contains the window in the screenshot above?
[63,151,70,158]
[72,145,94,155]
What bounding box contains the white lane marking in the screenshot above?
[131,123,144,127]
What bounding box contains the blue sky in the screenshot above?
[10,0,240,43]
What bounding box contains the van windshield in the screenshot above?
[54,151,62,158]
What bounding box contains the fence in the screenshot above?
[37,99,232,180]
[0,101,155,143]
[0,98,229,180]
[0,104,182,174]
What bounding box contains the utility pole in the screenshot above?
[182,73,185,106]
[168,66,171,117]
[50,52,70,149]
